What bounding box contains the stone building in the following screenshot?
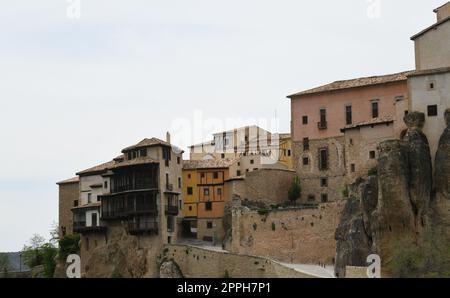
[189,126,292,171]
[411,2,450,71]
[182,159,237,242]
[288,72,410,203]
[409,3,450,165]
[57,177,79,237]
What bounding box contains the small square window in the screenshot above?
[303,157,309,166]
[428,105,438,117]
[189,206,192,211]
[74,200,79,207]
[320,178,328,187]
[221,154,225,159]
[207,222,213,229]
[369,151,376,159]
[351,164,356,173]
[321,194,328,203]
[213,172,219,179]
[250,159,254,164]
[302,116,308,125]
[140,149,147,157]
[237,170,241,176]
[428,81,436,90]
[187,187,193,195]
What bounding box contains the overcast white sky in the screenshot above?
[0,0,444,251]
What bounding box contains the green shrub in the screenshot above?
[58,234,80,261]
[368,167,378,177]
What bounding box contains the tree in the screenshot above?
[0,254,10,278]
[21,234,57,278]
[288,176,301,206]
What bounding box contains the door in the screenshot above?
[91,213,98,227]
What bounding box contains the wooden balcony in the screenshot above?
[165,205,179,216]
[73,222,107,234]
[128,221,158,235]
[317,121,328,130]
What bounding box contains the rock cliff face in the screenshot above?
[434,109,450,237]
[335,112,442,277]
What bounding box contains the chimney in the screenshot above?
[434,2,450,22]
[166,131,171,144]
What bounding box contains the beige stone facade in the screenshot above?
[231,201,345,265]
[57,177,79,237]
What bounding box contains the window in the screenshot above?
[221,153,225,159]
[187,187,193,195]
[307,195,315,202]
[177,156,181,164]
[167,216,174,232]
[88,193,92,204]
[205,202,212,211]
[319,148,329,171]
[428,81,436,90]
[287,150,291,157]
[217,188,222,196]
[369,151,376,159]
[213,172,219,179]
[74,200,79,207]
[250,159,254,164]
[132,151,137,159]
[168,236,172,244]
[321,194,328,203]
[349,139,353,145]
[85,237,90,251]
[204,188,210,196]
[140,148,147,157]
[346,105,352,125]
[371,101,379,118]
[351,164,356,173]
[91,213,98,227]
[303,157,309,165]
[166,173,169,186]
[302,116,308,125]
[320,178,328,187]
[320,108,327,123]
[127,152,132,160]
[303,138,310,151]
[178,177,181,188]
[201,173,205,178]
[207,222,213,229]
[104,181,108,189]
[237,170,241,176]
[188,174,191,179]
[189,206,192,211]
[428,105,438,117]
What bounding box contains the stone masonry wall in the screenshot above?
[231,201,346,265]
[162,244,315,278]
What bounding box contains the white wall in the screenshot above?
[409,72,450,163]
[79,174,106,205]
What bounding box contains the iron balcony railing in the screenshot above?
[317,121,328,130]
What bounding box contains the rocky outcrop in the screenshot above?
[434,109,450,237]
[335,112,437,277]
[159,261,184,278]
[335,178,375,278]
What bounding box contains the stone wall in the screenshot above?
[293,137,346,203]
[231,201,346,265]
[162,244,315,278]
[58,181,79,236]
[225,168,296,207]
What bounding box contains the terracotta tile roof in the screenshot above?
[76,160,116,176]
[109,156,159,169]
[56,176,79,185]
[288,71,413,98]
[407,66,450,77]
[183,158,238,170]
[341,116,394,132]
[121,138,171,152]
[411,16,450,40]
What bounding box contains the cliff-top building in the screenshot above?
[57,176,79,237]
[288,71,410,203]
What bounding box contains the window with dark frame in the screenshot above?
[320,178,328,187]
[178,177,181,188]
[321,194,328,203]
[303,138,310,151]
[207,221,213,229]
[213,172,219,179]
[371,101,379,118]
[237,170,241,176]
[370,151,376,159]
[428,105,438,117]
[351,164,356,173]
[319,148,329,171]
[187,187,193,195]
[205,202,212,211]
[303,157,309,165]
[346,105,352,125]
[302,116,308,125]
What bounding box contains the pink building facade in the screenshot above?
[288,72,410,203]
